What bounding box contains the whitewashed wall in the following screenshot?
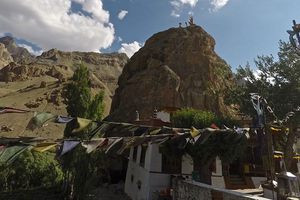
[156,111,170,122]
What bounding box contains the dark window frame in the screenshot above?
[140,145,147,168]
[133,146,138,162]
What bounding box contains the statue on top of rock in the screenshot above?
[188,16,195,26]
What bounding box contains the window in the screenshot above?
[133,146,138,162]
[162,154,182,174]
[140,146,147,167]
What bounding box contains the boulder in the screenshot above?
[109,25,234,122]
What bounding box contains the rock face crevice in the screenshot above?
[109,26,234,122]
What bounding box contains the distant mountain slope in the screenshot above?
[0,36,128,139]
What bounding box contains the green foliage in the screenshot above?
[225,41,300,170]
[88,92,105,121]
[171,108,236,128]
[186,132,247,165]
[171,108,217,128]
[60,146,111,200]
[0,151,63,191]
[170,108,245,163]
[64,64,104,120]
[226,41,300,120]
[62,64,106,199]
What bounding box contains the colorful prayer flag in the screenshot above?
[32,142,57,152]
[0,107,30,114]
[190,126,200,138]
[270,127,281,132]
[60,141,80,156]
[56,116,74,124]
[105,138,123,154]
[26,112,57,130]
[0,145,30,164]
[72,118,92,133]
[81,138,106,153]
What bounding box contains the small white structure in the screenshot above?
[156,107,180,123]
[124,142,225,200]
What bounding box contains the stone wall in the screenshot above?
[172,179,269,200]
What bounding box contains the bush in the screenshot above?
[171,108,237,128]
[0,151,63,191]
[171,108,217,128]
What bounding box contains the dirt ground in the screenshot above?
[0,77,68,139]
[0,76,111,140]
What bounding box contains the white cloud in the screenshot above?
[118,41,142,58]
[209,0,230,12]
[170,0,198,17]
[72,0,109,23]
[172,0,198,7]
[171,10,180,18]
[0,0,114,52]
[118,10,128,20]
[18,44,43,56]
[118,37,123,42]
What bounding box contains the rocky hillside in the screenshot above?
[0,36,128,138]
[0,36,35,64]
[109,25,234,122]
[0,43,13,69]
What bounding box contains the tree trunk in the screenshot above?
[194,158,216,185]
[199,163,212,184]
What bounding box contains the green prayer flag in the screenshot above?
[26,112,57,130]
[0,145,30,164]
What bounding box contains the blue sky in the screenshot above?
[0,0,299,70]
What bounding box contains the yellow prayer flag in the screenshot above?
[72,118,92,133]
[270,127,281,132]
[190,126,200,138]
[32,143,57,152]
[273,154,283,158]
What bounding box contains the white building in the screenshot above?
[124,141,225,200]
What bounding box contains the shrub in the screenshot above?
[0,151,63,191]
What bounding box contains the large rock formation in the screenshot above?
[0,36,35,64]
[109,25,234,122]
[0,43,13,69]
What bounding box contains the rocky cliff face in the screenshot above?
[0,36,35,64]
[0,43,13,69]
[109,25,234,122]
[36,49,128,95]
[0,37,128,97]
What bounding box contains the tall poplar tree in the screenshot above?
[64,64,104,120]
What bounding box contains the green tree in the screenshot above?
[0,151,63,191]
[170,108,246,184]
[226,41,300,170]
[64,64,104,120]
[62,64,105,199]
